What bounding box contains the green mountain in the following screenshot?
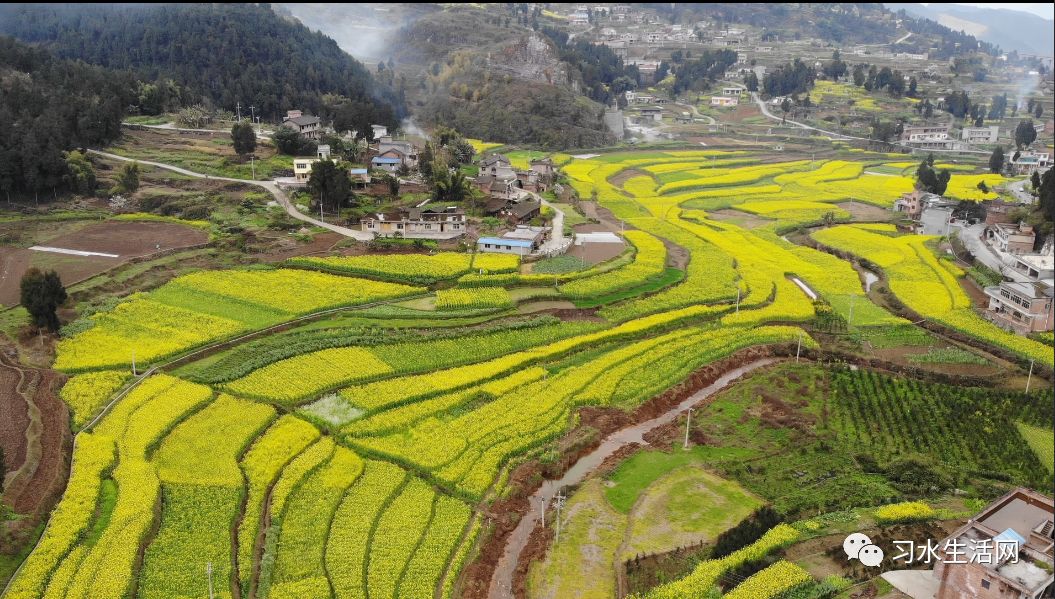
[0,3,402,125]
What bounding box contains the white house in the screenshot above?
[711,96,739,107]
[960,126,1000,144]
[293,158,320,183]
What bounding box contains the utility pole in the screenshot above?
[554,489,566,544]
[251,156,255,180]
[206,562,214,599]
[236,102,242,123]
[1025,359,1035,393]
[320,202,324,223]
[735,287,741,312]
[796,331,802,362]
[249,105,256,126]
[539,496,546,527]
[683,408,693,450]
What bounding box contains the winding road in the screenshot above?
[748,92,989,155]
[88,149,373,240]
[487,357,781,599]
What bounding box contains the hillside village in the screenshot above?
[0,3,1052,599]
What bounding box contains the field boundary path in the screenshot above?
[487,357,781,599]
[87,149,374,241]
[749,92,989,155]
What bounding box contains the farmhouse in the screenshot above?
[961,126,1000,144]
[711,96,739,108]
[987,222,1036,255]
[639,106,663,121]
[901,124,953,149]
[293,158,320,183]
[1009,254,1055,282]
[370,156,402,173]
[932,488,1055,598]
[1010,152,1052,176]
[360,206,466,239]
[476,237,533,256]
[282,110,322,140]
[376,136,419,168]
[722,87,744,96]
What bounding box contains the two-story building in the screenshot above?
[961,125,1001,144]
[293,158,320,183]
[985,280,1055,334]
[1011,152,1052,176]
[932,488,1054,598]
[282,110,322,140]
[901,124,954,150]
[710,96,738,108]
[988,223,1036,254]
[360,206,466,239]
[376,136,419,169]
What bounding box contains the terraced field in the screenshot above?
[13,147,1048,599]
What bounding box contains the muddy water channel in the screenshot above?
[487,357,781,598]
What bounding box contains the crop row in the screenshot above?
[631,523,801,598]
[237,416,321,589]
[723,560,812,599]
[812,225,1052,365]
[55,268,422,372]
[326,460,407,599]
[224,320,598,404]
[287,251,518,285]
[434,287,513,310]
[59,370,129,430]
[559,230,667,299]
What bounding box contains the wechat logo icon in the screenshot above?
[843,533,884,567]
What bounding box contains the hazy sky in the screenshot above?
[926,3,1055,19]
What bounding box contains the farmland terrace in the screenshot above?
[4,147,1052,599]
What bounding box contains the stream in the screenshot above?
[486,357,781,598]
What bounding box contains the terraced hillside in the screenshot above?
[8,147,1049,599]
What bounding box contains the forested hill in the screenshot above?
[0,3,403,125]
[0,36,135,198]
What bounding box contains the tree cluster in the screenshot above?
[539,26,640,105]
[916,154,951,195]
[0,36,134,200]
[670,49,739,95]
[1014,119,1037,148]
[20,268,66,331]
[0,4,403,125]
[762,59,815,97]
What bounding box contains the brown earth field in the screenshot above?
[0,220,208,306]
[0,351,71,572]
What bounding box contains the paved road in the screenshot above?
[88,149,373,240]
[950,221,1033,282]
[674,101,716,125]
[518,190,568,254]
[123,121,273,138]
[749,92,989,155]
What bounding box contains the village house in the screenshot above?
[987,222,1036,255]
[722,87,744,96]
[983,280,1050,335]
[476,236,533,256]
[375,135,419,169]
[1010,152,1052,176]
[360,206,465,239]
[477,225,549,256]
[893,189,941,219]
[515,169,544,193]
[502,199,542,224]
[711,96,739,108]
[638,106,663,121]
[370,156,402,173]
[961,125,1000,144]
[900,124,953,149]
[282,110,322,140]
[932,488,1054,598]
[348,168,370,188]
[529,157,556,183]
[370,124,388,140]
[985,201,1019,226]
[293,157,320,183]
[1009,254,1055,282]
